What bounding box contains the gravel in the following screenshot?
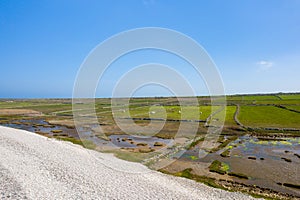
[0,126,256,200]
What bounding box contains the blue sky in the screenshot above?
[0,0,299,98]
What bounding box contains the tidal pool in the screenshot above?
[180,135,300,197]
[109,134,171,148]
[0,119,171,151]
[1,119,78,138]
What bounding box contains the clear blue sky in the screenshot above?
[1,0,299,98]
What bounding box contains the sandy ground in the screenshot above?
[0,126,256,200]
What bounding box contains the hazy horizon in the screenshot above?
[1,91,299,100]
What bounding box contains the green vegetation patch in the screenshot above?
[107,150,151,163]
[209,160,230,175]
[285,106,300,112]
[211,135,238,152]
[211,106,237,126]
[189,155,198,160]
[115,105,216,121]
[54,136,96,150]
[171,168,224,189]
[51,129,63,133]
[209,160,249,179]
[23,104,72,114]
[0,101,40,109]
[239,106,300,128]
[278,94,300,100]
[227,95,279,101]
[188,137,204,149]
[220,149,231,157]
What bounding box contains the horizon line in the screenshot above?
[1,91,300,99]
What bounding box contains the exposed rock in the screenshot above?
[136,142,148,146]
[139,148,153,153]
[281,157,292,162]
[51,130,63,134]
[294,153,300,158]
[153,142,165,147]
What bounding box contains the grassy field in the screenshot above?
[0,93,299,130]
[238,105,300,128]
[22,104,72,114]
[285,105,300,112]
[113,105,215,121]
[211,106,237,126]
[226,94,300,106]
[226,95,280,101]
[0,101,47,109]
[278,94,300,100]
